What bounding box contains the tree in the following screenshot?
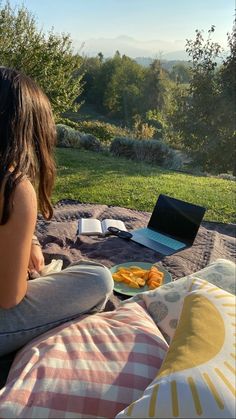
[218,19,236,175]
[102,54,145,123]
[79,55,103,104]
[170,63,191,84]
[142,59,170,111]
[0,1,83,118]
[137,60,174,141]
[167,25,235,174]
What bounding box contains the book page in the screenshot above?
[101,219,127,235]
[78,218,103,235]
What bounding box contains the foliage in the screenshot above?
[80,51,153,126]
[110,137,183,170]
[169,63,191,83]
[78,55,103,105]
[80,134,101,152]
[145,109,169,140]
[75,120,130,144]
[166,25,236,174]
[5,0,233,177]
[58,116,130,144]
[141,59,170,112]
[102,54,146,123]
[56,124,82,148]
[77,26,235,176]
[57,117,80,130]
[54,148,236,224]
[0,1,83,117]
[77,54,175,142]
[218,21,236,175]
[132,115,156,139]
[56,124,101,151]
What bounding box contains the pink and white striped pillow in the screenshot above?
[0,301,168,418]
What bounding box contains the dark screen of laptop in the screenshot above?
[148,195,206,244]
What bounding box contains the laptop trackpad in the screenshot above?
[131,232,186,256]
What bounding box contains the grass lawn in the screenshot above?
[54,148,236,224]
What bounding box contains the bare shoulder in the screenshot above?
[12,178,37,218]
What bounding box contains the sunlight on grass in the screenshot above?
[53,148,236,223]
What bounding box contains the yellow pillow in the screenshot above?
[116,278,236,418]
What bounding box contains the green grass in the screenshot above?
[54,148,236,224]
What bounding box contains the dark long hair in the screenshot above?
[0,67,56,224]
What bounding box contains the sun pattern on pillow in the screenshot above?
[188,258,236,295]
[0,301,168,419]
[124,276,191,343]
[116,278,236,419]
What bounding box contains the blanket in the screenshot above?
[0,200,235,389]
[37,200,235,280]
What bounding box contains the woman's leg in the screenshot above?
[0,260,113,356]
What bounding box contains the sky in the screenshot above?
[8,0,235,58]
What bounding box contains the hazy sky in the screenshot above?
[9,0,235,57]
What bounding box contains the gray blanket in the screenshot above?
[37,200,236,280]
[0,200,235,389]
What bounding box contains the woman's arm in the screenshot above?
[28,239,45,277]
[0,179,37,308]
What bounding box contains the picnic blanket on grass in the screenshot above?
[37,200,235,280]
[0,200,235,390]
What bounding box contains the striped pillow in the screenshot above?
[0,301,168,418]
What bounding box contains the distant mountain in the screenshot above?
[74,35,187,60]
[162,50,189,60]
[134,57,154,67]
[74,35,228,63]
[135,57,192,70]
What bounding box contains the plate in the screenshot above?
[110,261,172,296]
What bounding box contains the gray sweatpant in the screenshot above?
[0,260,114,356]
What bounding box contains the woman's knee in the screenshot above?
[64,260,114,297]
[98,265,114,297]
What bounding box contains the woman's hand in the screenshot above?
[28,243,45,277]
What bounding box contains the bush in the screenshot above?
[75,120,130,144]
[80,133,101,152]
[132,115,157,139]
[110,137,183,170]
[56,124,101,151]
[56,118,79,130]
[109,137,136,158]
[0,3,83,117]
[56,124,81,148]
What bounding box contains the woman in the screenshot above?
[0,67,113,357]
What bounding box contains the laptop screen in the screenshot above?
[148,194,206,244]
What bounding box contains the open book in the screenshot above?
[78,218,127,236]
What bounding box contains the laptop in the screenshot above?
[131,194,206,256]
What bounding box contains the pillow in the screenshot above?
[116,279,236,418]
[124,258,236,343]
[124,276,191,342]
[188,258,236,295]
[0,301,168,419]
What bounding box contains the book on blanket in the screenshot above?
[78,218,127,236]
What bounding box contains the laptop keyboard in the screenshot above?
[134,228,186,250]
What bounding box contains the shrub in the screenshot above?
[75,120,130,144]
[132,115,156,139]
[110,137,183,170]
[57,118,131,144]
[56,124,81,148]
[80,133,101,151]
[216,173,236,181]
[110,137,136,158]
[56,124,101,151]
[56,117,79,130]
